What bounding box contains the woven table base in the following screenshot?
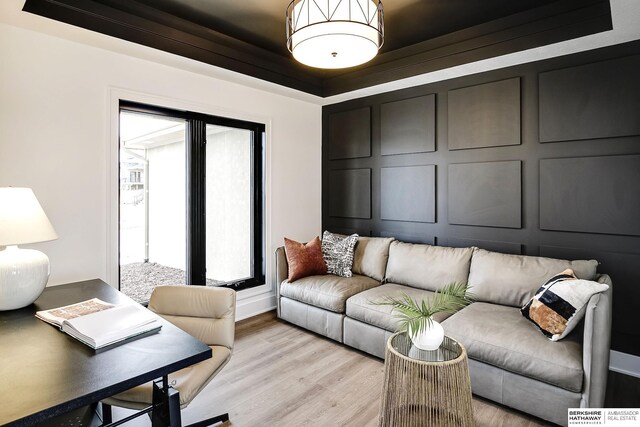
[379,334,474,427]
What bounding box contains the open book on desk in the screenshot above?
[36,298,162,349]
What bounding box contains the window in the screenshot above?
[118,101,265,302]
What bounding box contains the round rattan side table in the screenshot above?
[379,332,474,427]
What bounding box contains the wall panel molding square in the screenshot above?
[448,161,522,228]
[540,155,640,236]
[381,165,436,223]
[328,168,371,219]
[539,54,640,142]
[381,95,436,156]
[448,77,521,150]
[328,107,371,159]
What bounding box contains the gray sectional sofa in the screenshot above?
[275,237,612,426]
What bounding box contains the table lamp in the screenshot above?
[0,187,58,310]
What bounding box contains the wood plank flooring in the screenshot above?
[113,310,558,426]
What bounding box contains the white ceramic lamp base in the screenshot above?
[0,245,50,310]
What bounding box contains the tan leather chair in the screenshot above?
[102,285,236,426]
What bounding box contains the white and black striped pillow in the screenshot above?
[321,231,358,278]
[521,269,608,341]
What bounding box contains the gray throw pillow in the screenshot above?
[321,231,358,277]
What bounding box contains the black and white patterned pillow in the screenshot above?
[321,231,358,278]
[521,269,609,341]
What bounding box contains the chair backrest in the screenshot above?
[148,286,236,349]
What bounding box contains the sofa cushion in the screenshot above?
[442,302,583,392]
[352,236,395,281]
[280,274,380,313]
[468,249,599,307]
[385,241,475,291]
[346,283,455,332]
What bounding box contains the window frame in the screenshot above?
[119,100,265,292]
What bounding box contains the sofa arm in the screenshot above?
[275,246,288,317]
[581,273,612,408]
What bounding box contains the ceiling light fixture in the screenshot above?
[286,0,384,69]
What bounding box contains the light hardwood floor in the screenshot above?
[113,310,551,426]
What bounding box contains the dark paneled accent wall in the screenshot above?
[328,108,371,159]
[381,96,436,155]
[448,78,521,150]
[448,161,522,228]
[328,168,372,219]
[538,55,640,142]
[540,155,640,236]
[322,41,640,356]
[381,165,436,223]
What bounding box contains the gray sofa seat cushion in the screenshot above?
[346,283,455,332]
[385,241,475,291]
[468,249,599,307]
[280,274,380,313]
[352,236,395,281]
[442,302,583,392]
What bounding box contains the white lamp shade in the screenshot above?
[0,187,58,246]
[287,0,383,69]
[291,22,380,69]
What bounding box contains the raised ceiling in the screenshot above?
[131,0,562,57]
[23,0,612,97]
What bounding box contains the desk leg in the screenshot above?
[152,376,182,427]
[101,403,113,424]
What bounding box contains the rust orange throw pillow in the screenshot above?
[284,236,327,282]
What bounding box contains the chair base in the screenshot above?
[186,413,229,427]
[101,403,229,427]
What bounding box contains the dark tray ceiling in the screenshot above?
[23,0,612,97]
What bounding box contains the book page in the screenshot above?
[36,298,115,327]
[62,304,161,348]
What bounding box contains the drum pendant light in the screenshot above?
[286,0,384,69]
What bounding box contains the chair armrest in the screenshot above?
[275,246,288,317]
[581,273,612,408]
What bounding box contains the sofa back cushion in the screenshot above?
[469,249,599,307]
[385,241,475,291]
[352,236,395,281]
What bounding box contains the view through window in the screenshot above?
[119,111,187,302]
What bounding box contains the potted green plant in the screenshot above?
[374,282,474,350]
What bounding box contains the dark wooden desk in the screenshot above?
[0,279,211,426]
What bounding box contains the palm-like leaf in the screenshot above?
[370,282,474,335]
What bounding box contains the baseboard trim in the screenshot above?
[610,350,640,378]
[235,291,276,321]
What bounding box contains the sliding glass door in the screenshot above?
[118,102,264,302]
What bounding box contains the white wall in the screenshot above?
[0,17,322,318]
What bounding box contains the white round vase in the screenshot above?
[410,320,445,351]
